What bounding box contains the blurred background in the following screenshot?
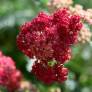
[0,0,92,92]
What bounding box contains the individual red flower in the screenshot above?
[0,51,22,92]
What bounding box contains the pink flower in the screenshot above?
[0,51,22,92]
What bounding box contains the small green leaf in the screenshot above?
[48,60,57,67]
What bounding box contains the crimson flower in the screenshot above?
[17,8,82,84]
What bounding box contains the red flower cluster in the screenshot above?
[32,61,68,84]
[0,51,22,92]
[17,8,82,84]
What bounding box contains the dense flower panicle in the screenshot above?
[0,51,22,92]
[32,61,56,84]
[78,26,92,43]
[32,61,68,84]
[17,28,54,60]
[17,8,82,63]
[17,12,55,60]
[17,8,82,84]
[53,9,82,45]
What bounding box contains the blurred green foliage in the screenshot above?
[0,0,92,92]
